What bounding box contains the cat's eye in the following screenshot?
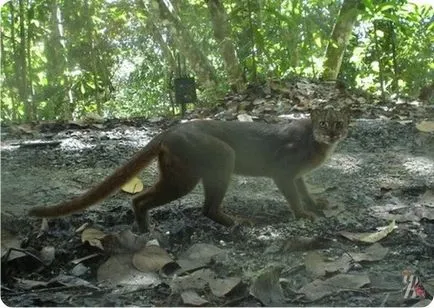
[335,121,344,129]
[319,121,327,128]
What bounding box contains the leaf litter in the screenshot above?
[3,80,434,306]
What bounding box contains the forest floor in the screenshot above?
[1,80,434,307]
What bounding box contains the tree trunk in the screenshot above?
[8,2,18,122]
[390,22,399,94]
[373,21,386,100]
[18,0,30,121]
[46,0,72,120]
[26,0,36,120]
[322,0,362,81]
[84,0,102,115]
[152,0,218,88]
[207,0,245,92]
[247,0,257,82]
[135,0,177,74]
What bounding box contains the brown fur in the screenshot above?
[28,107,349,232]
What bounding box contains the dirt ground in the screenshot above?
[1,111,434,306]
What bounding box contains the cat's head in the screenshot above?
[310,105,350,144]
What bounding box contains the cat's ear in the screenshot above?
[340,105,351,120]
[310,108,321,119]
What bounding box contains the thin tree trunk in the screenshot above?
[373,22,386,100]
[207,0,245,92]
[152,0,218,88]
[26,0,35,121]
[46,0,72,120]
[18,0,30,121]
[84,0,102,115]
[322,0,362,81]
[247,0,257,82]
[390,22,399,94]
[8,2,18,122]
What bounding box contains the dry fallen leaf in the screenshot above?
[298,273,370,301]
[416,121,434,133]
[121,177,144,194]
[14,278,48,290]
[351,243,389,262]
[81,228,107,250]
[100,230,149,254]
[340,220,396,243]
[177,243,225,273]
[170,269,216,294]
[209,277,241,297]
[1,229,24,260]
[132,245,174,272]
[51,273,98,289]
[39,246,56,266]
[305,252,352,278]
[237,113,253,122]
[419,190,434,208]
[97,254,160,287]
[180,290,208,306]
[250,265,285,306]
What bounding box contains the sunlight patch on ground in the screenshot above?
[403,156,434,177]
[60,138,95,150]
[327,153,362,174]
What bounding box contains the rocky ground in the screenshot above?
[1,79,434,307]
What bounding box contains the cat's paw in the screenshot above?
[233,215,255,227]
[314,197,329,210]
[295,210,319,222]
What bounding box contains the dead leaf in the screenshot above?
[298,273,370,301]
[416,121,434,132]
[14,278,48,290]
[209,277,241,297]
[250,265,285,306]
[100,230,149,254]
[304,252,326,277]
[177,243,225,273]
[181,290,208,306]
[304,252,352,278]
[351,243,389,262]
[170,269,215,294]
[1,229,24,260]
[81,228,106,250]
[237,113,253,122]
[97,254,160,287]
[419,190,434,208]
[70,263,89,277]
[40,246,55,266]
[414,206,434,221]
[339,220,396,243]
[132,245,174,272]
[121,177,144,194]
[51,273,99,289]
[370,203,408,213]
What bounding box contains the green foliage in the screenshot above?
[1,0,432,123]
[340,0,434,96]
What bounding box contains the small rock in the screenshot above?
[70,263,89,277]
